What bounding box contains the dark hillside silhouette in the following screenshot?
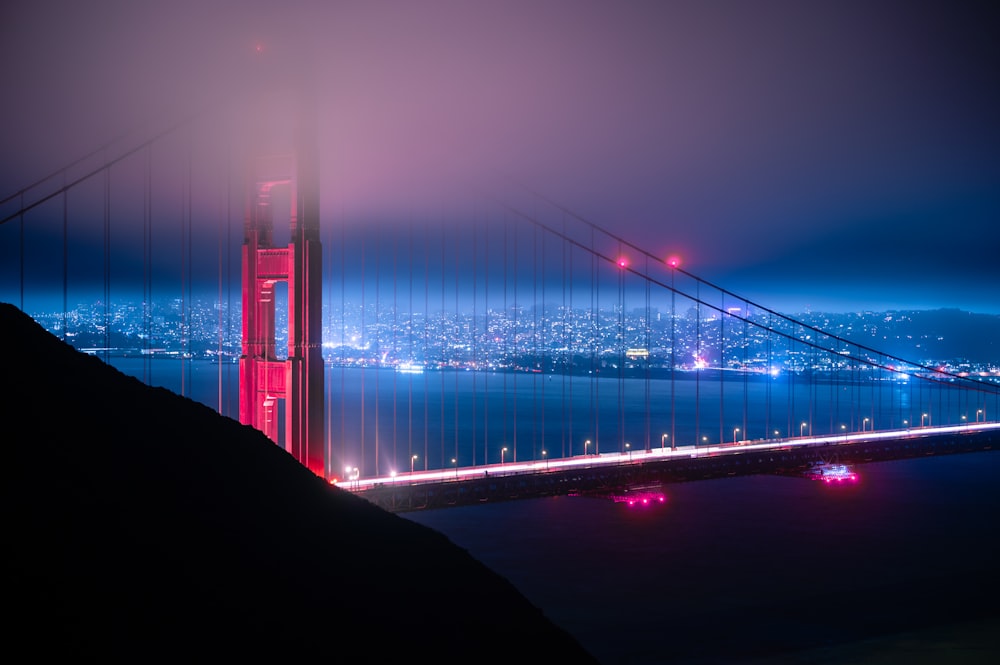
[2,302,599,663]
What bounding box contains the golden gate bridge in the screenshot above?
[3,104,998,507]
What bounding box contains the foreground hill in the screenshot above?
[2,303,599,663]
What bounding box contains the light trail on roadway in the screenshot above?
[333,421,1000,492]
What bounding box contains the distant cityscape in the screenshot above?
[29,298,1000,384]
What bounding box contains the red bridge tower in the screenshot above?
[239,128,324,477]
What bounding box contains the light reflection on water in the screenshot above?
[406,451,1000,665]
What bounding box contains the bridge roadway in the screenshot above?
[336,423,1000,512]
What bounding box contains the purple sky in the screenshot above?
[2,0,998,313]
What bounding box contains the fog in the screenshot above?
[3,1,999,313]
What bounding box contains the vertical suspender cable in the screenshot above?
[393,222,398,469]
[19,195,24,311]
[719,290,725,445]
[618,242,624,452]
[503,213,508,462]
[360,229,366,475]
[62,187,68,341]
[695,280,701,445]
[454,215,460,467]
[104,166,111,365]
[374,221,381,477]
[423,215,429,470]
[440,219,446,469]
[531,220,545,460]
[144,146,152,386]
[644,254,650,451]
[512,216,518,462]
[590,226,597,454]
[742,300,749,440]
[564,212,571,458]
[340,213,346,471]
[670,263,676,448]
[472,209,478,466]
[483,211,495,464]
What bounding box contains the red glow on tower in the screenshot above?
[666,255,680,268]
[239,100,324,478]
[617,257,628,268]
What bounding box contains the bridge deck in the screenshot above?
[340,423,1000,512]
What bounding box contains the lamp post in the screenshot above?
[863,417,870,432]
[661,433,668,451]
[390,470,397,484]
[542,449,548,469]
[625,442,632,461]
[733,427,740,444]
[411,454,418,474]
[585,439,591,456]
[977,409,984,422]
[501,446,508,466]
[800,422,808,437]
[451,457,458,478]
[921,413,929,427]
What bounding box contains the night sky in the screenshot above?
[2,0,998,314]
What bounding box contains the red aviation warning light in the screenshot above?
[666,255,680,268]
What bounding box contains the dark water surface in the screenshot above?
[405,451,1000,665]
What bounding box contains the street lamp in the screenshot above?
[625,442,632,461]
[733,427,740,444]
[800,422,808,437]
[585,439,591,456]
[501,446,508,465]
[390,470,397,484]
[411,454,418,473]
[701,435,708,445]
[921,413,929,427]
[542,449,548,469]
[774,429,780,439]
[977,409,984,422]
[451,457,458,478]
[661,433,668,451]
[863,417,870,432]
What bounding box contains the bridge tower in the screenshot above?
[238,102,324,477]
